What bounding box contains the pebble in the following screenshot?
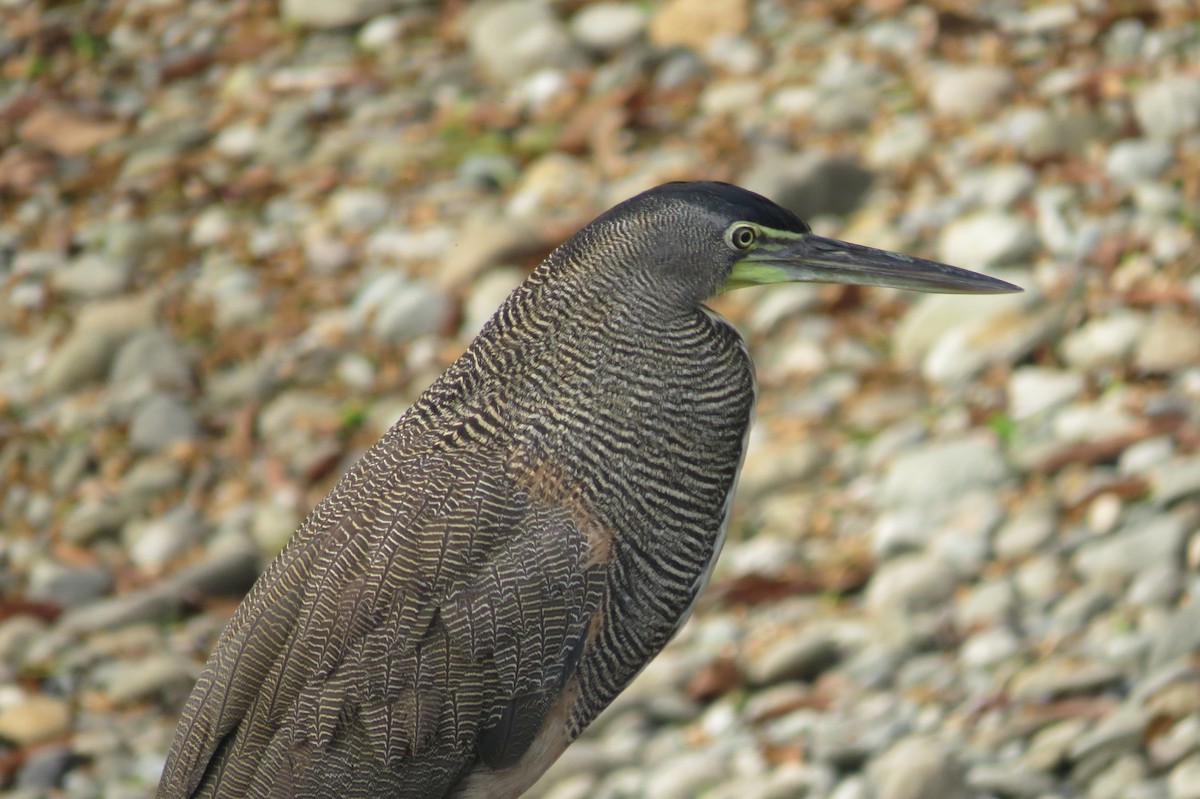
[371,280,452,342]
[865,115,933,168]
[52,253,132,298]
[125,506,204,572]
[643,751,727,799]
[109,328,193,395]
[1061,311,1147,369]
[1008,366,1085,420]
[1170,754,1200,799]
[329,187,390,230]
[866,553,960,614]
[742,150,874,220]
[128,394,199,453]
[880,435,1008,510]
[937,211,1038,269]
[38,293,157,395]
[0,695,71,746]
[744,630,840,686]
[1107,139,1174,186]
[464,0,578,84]
[1135,76,1200,139]
[26,561,112,608]
[1150,457,1200,506]
[1134,311,1200,374]
[570,3,647,53]
[927,65,1013,118]
[648,0,748,50]
[868,736,969,799]
[1073,511,1190,583]
[279,0,400,29]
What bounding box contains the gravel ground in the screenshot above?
[1,1,1199,797]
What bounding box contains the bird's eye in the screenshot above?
[728,224,757,251]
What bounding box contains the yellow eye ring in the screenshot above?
[728,224,757,251]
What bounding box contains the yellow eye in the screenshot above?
[728,224,757,251]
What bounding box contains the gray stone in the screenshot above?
[1011,658,1123,701]
[357,15,403,50]
[1068,704,1149,763]
[937,211,1038,270]
[570,3,647,52]
[643,750,727,799]
[462,267,524,336]
[1009,366,1085,420]
[1061,310,1146,369]
[743,149,873,220]
[213,123,262,158]
[58,584,184,635]
[280,0,407,29]
[0,615,47,671]
[170,535,260,597]
[994,502,1058,558]
[39,293,157,395]
[52,253,132,298]
[119,457,186,503]
[866,553,959,614]
[1150,457,1200,505]
[192,261,266,329]
[125,506,204,572]
[1000,107,1063,158]
[1106,139,1174,186]
[966,763,1055,798]
[14,744,72,791]
[956,578,1017,630]
[868,736,969,799]
[464,0,577,84]
[457,152,520,190]
[928,65,1013,118]
[1170,753,1200,799]
[372,280,452,342]
[1073,511,1190,584]
[1025,717,1090,771]
[865,115,931,168]
[893,283,1035,374]
[109,328,193,394]
[61,500,132,544]
[190,207,234,247]
[1088,754,1148,799]
[98,654,196,705]
[880,435,1008,509]
[1121,436,1176,475]
[329,187,390,230]
[1135,76,1200,139]
[1149,600,1200,669]
[960,626,1021,668]
[128,394,199,452]
[26,562,112,608]
[744,631,840,686]
[959,163,1037,208]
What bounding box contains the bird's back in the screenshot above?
[158,241,756,799]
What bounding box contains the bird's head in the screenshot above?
[583,181,1020,310]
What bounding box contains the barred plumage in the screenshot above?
[159,182,1018,799]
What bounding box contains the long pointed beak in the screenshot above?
[725,233,1023,294]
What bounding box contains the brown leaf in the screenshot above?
[686,656,742,702]
[18,104,124,156]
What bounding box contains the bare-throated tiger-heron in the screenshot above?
[159,182,1020,798]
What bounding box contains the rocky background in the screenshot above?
[1,0,1199,797]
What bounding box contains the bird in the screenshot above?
[158,181,1020,799]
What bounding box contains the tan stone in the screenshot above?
[0,695,71,745]
[648,0,749,50]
